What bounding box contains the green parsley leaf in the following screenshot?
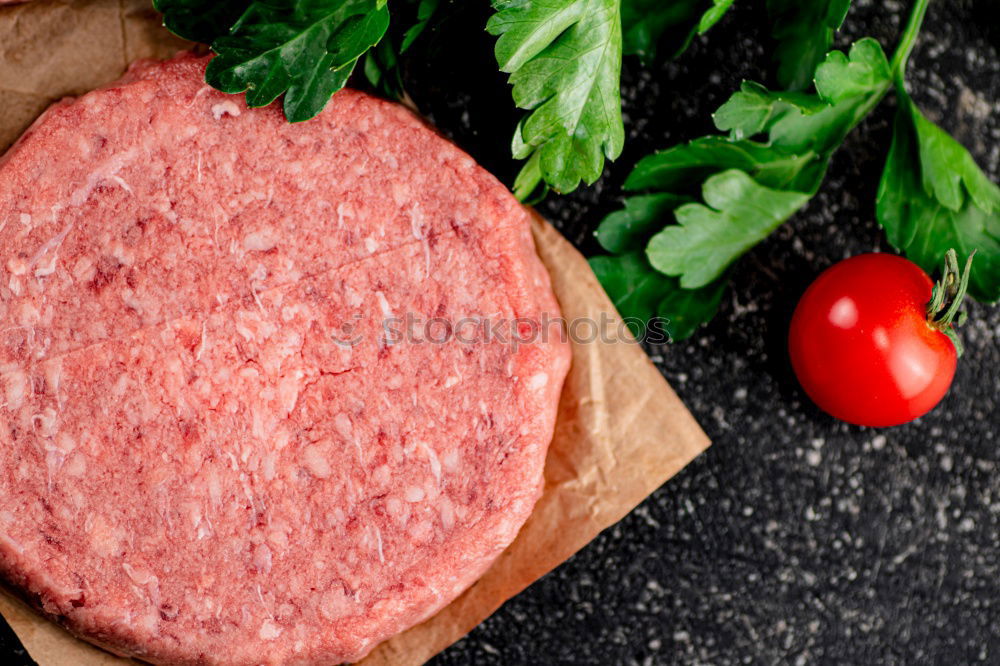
[589,252,675,330]
[877,93,1000,302]
[657,275,727,342]
[814,38,893,105]
[766,0,851,90]
[363,0,441,100]
[621,0,734,64]
[596,193,690,254]
[364,35,403,99]
[203,0,389,123]
[714,39,891,158]
[712,83,827,142]
[646,170,809,288]
[400,0,440,51]
[593,39,892,337]
[154,0,248,44]
[623,136,822,194]
[908,106,1000,214]
[487,0,625,197]
[589,252,726,342]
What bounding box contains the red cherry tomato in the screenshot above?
[789,253,958,427]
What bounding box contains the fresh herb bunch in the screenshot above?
[593,0,1000,341]
[155,0,734,195]
[153,0,998,342]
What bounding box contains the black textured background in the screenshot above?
[2,1,998,664]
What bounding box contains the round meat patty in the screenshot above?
[0,54,570,664]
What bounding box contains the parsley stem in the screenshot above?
[513,151,545,203]
[828,1,931,144]
[890,0,932,84]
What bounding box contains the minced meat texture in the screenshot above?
[0,54,570,665]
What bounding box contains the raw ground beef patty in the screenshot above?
[0,54,570,664]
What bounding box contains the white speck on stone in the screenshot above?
[871,435,887,451]
[805,506,819,521]
[940,454,954,472]
[805,450,822,467]
[481,642,501,656]
[404,486,425,502]
[712,405,729,428]
[936,505,948,530]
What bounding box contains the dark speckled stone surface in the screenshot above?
[1,1,997,664]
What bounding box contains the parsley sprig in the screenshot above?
[593,36,893,340]
[876,0,1000,302]
[766,0,851,90]
[486,0,625,199]
[593,0,999,341]
[156,0,389,122]
[487,0,733,199]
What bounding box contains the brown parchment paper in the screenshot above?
[0,1,711,663]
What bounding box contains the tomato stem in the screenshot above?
[926,248,974,357]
